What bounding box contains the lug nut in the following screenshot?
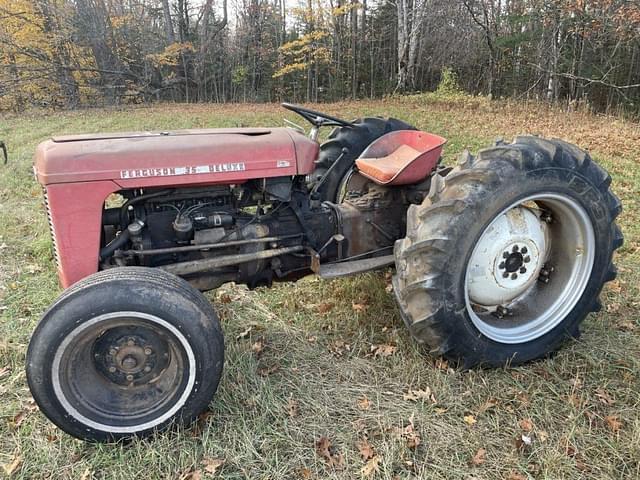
[519,267,526,274]
[502,272,509,278]
[126,374,134,381]
[512,245,519,253]
[108,366,117,373]
[511,273,518,280]
[127,338,135,346]
[495,305,511,318]
[521,246,528,254]
[144,366,152,373]
[499,262,506,269]
[503,251,509,259]
[524,256,531,263]
[539,277,550,284]
[144,347,152,355]
[109,348,117,356]
[541,212,553,223]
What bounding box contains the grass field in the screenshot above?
[0,95,638,479]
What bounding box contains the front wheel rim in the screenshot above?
[464,193,596,344]
[52,311,196,433]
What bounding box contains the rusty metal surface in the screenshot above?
[119,234,302,257]
[160,245,304,276]
[336,186,407,257]
[318,254,395,279]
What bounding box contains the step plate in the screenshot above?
[318,255,395,279]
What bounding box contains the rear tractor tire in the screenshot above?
[393,136,623,367]
[26,267,224,441]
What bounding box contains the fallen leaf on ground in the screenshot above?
[251,338,265,355]
[317,302,334,313]
[537,430,549,442]
[3,455,22,476]
[561,437,577,457]
[515,391,530,407]
[357,396,371,411]
[403,387,436,404]
[595,388,615,406]
[604,415,623,432]
[79,468,93,480]
[236,326,252,340]
[202,458,225,475]
[463,414,477,426]
[179,470,201,480]
[352,301,368,312]
[506,472,526,480]
[356,438,375,460]
[0,366,10,378]
[315,436,344,469]
[360,455,380,476]
[434,358,449,371]
[518,418,534,432]
[287,398,299,417]
[257,364,279,376]
[405,429,421,449]
[395,416,421,449]
[329,340,350,357]
[617,320,636,331]
[470,448,486,466]
[217,293,232,304]
[11,398,39,429]
[298,467,312,479]
[371,344,397,358]
[477,398,497,414]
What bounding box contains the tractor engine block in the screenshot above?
[99,179,409,291]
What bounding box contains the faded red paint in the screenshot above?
[35,128,319,287]
[356,130,446,185]
[36,128,319,186]
[44,181,121,287]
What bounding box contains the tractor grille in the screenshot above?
[42,188,61,268]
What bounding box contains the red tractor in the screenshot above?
[27,104,622,441]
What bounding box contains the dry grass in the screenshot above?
[0,95,638,479]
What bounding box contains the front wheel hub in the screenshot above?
[94,330,168,386]
[467,207,547,306]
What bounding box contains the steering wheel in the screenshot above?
[282,103,354,128]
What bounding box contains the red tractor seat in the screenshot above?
[355,130,446,186]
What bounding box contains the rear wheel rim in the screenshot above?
[464,193,596,344]
[52,311,196,433]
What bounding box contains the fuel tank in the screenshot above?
[34,127,319,188]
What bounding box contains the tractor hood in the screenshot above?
[34,127,319,187]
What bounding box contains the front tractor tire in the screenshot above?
[26,267,224,442]
[393,137,623,367]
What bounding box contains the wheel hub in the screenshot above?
[93,330,169,385]
[467,207,547,307]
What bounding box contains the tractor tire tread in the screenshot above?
[393,136,622,367]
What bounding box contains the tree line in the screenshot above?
[1,0,639,114]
